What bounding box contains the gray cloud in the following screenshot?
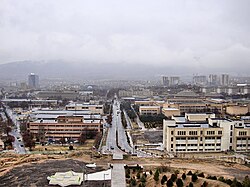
[0,0,250,74]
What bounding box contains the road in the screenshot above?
[4,107,26,154]
[104,100,125,155]
[104,97,152,157]
[131,104,146,130]
[115,100,134,154]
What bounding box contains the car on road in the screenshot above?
[110,146,114,150]
[20,144,24,147]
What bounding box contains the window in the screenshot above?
[171,137,173,141]
[200,137,203,141]
[189,131,198,135]
[207,131,215,135]
[177,131,186,135]
[171,131,174,135]
[239,131,247,136]
[218,131,222,135]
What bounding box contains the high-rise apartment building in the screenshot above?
[208,74,218,86]
[193,75,207,85]
[162,76,180,86]
[221,74,229,86]
[28,73,39,89]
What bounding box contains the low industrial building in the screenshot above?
[65,103,104,115]
[226,105,248,116]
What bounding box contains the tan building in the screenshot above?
[65,103,104,115]
[163,113,250,153]
[28,115,101,141]
[139,106,161,115]
[134,100,155,106]
[226,105,248,116]
[162,108,180,117]
[163,100,223,114]
[233,125,250,152]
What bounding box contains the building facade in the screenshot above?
[28,73,39,89]
[28,115,102,141]
[163,113,250,153]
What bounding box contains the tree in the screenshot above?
[242,176,250,187]
[188,182,194,187]
[187,171,193,175]
[37,125,45,143]
[176,178,184,187]
[22,132,35,151]
[191,174,198,182]
[136,172,141,179]
[153,169,159,181]
[59,137,66,146]
[130,177,136,186]
[170,174,177,182]
[149,170,153,175]
[182,173,186,180]
[231,178,242,187]
[166,179,173,187]
[161,175,167,185]
[78,133,86,145]
[201,181,208,187]
[198,172,205,178]
[69,145,74,150]
[125,169,130,178]
[140,175,146,183]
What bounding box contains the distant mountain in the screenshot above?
[0,60,179,81]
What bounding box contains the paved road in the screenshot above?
[114,100,134,154]
[104,98,152,157]
[131,105,146,130]
[4,107,26,154]
[104,100,125,155]
[123,110,132,129]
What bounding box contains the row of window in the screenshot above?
[175,137,221,141]
[175,143,221,147]
[175,148,221,152]
[236,144,250,147]
[239,131,247,136]
[175,130,222,136]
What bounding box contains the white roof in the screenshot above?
[47,171,84,187]
[163,108,179,111]
[84,169,111,181]
[140,106,160,109]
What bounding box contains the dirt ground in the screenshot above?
[0,159,111,187]
[0,152,249,187]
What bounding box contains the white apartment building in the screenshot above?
[163,113,250,153]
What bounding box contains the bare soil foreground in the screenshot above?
[0,152,249,187]
[0,159,110,187]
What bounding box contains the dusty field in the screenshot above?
[143,130,163,143]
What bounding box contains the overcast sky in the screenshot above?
[0,0,250,73]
